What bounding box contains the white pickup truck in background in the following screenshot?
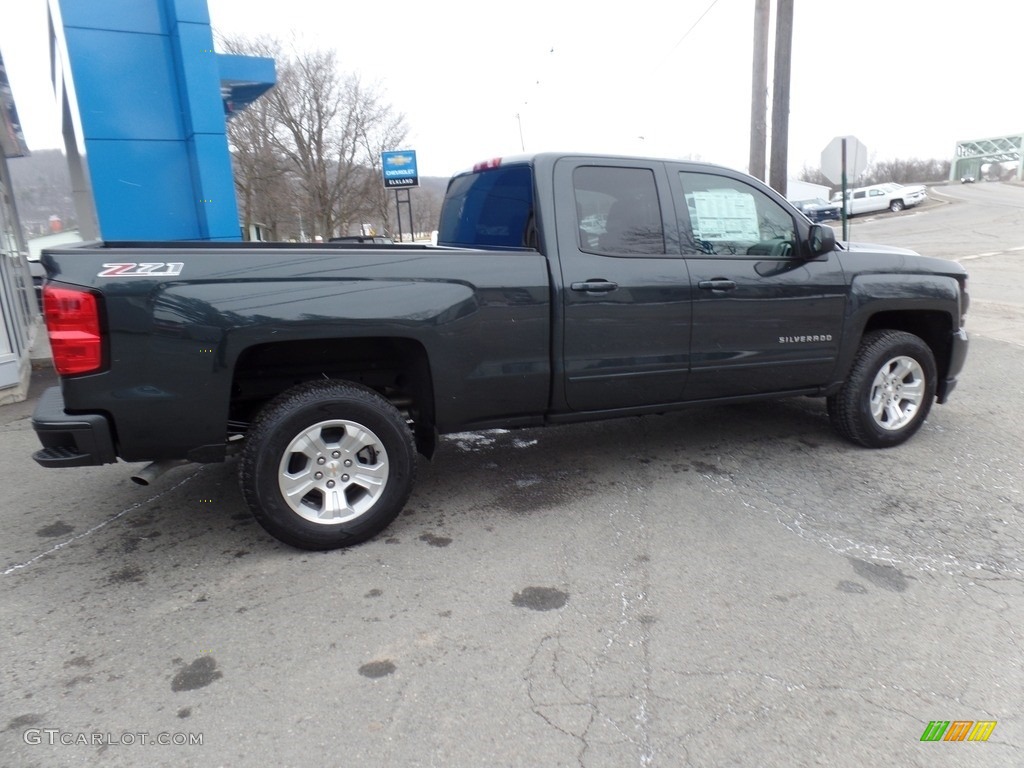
[832,182,927,215]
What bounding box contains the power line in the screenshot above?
[671,0,721,50]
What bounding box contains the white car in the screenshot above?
[831,183,927,216]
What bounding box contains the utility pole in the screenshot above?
[768,0,794,196]
[748,0,770,181]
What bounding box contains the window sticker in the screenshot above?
[687,191,760,242]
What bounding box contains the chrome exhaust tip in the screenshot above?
[130,459,190,486]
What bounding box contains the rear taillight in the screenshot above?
[43,286,104,375]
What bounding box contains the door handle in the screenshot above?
[698,279,737,291]
[571,280,618,293]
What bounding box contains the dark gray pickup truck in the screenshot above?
[32,152,969,549]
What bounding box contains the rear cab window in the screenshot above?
[437,164,536,249]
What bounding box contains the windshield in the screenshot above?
[437,164,535,248]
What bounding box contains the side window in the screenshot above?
[869,188,884,198]
[854,190,867,200]
[573,166,665,256]
[678,172,796,257]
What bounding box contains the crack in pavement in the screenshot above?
[524,431,660,767]
[2,466,205,576]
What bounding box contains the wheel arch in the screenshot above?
[827,308,955,398]
[835,273,961,392]
[861,310,954,383]
[229,336,437,457]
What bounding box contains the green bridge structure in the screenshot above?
[951,133,1024,182]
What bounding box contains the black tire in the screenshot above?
[239,380,416,550]
[827,330,936,448]
[889,199,904,212]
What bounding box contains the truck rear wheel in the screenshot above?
[827,330,936,448]
[239,381,416,550]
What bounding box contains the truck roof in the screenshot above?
[454,151,740,178]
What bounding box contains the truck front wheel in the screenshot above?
[827,330,936,448]
[239,380,416,550]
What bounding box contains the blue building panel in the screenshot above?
[86,139,201,240]
[186,133,245,240]
[168,23,226,137]
[167,0,211,24]
[59,0,168,35]
[63,27,185,141]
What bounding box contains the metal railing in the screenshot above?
[0,162,39,394]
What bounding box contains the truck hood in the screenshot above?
[841,241,920,257]
[839,241,966,277]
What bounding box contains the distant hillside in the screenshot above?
[7,149,77,238]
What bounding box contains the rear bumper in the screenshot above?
[936,327,968,404]
[32,386,117,467]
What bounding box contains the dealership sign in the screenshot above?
[382,150,419,189]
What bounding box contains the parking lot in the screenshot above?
[1,183,1022,767]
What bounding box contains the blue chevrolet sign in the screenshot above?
[382,150,419,189]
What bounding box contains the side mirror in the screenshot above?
[808,223,836,256]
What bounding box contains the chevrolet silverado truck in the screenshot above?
[831,182,928,216]
[32,152,969,550]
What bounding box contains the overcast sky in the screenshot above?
[2,0,1021,179]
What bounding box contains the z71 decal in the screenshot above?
[98,262,184,277]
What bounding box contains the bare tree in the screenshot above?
[219,36,412,240]
[357,98,409,236]
[333,77,406,236]
[267,49,409,239]
[412,185,445,238]
[860,158,951,186]
[221,36,297,239]
[265,46,343,239]
[227,93,298,239]
[797,164,832,188]
[800,158,952,190]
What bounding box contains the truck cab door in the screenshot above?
[669,165,847,400]
[553,158,691,412]
[867,187,888,213]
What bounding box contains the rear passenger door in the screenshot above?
[554,158,692,412]
[669,165,847,400]
[850,189,869,215]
